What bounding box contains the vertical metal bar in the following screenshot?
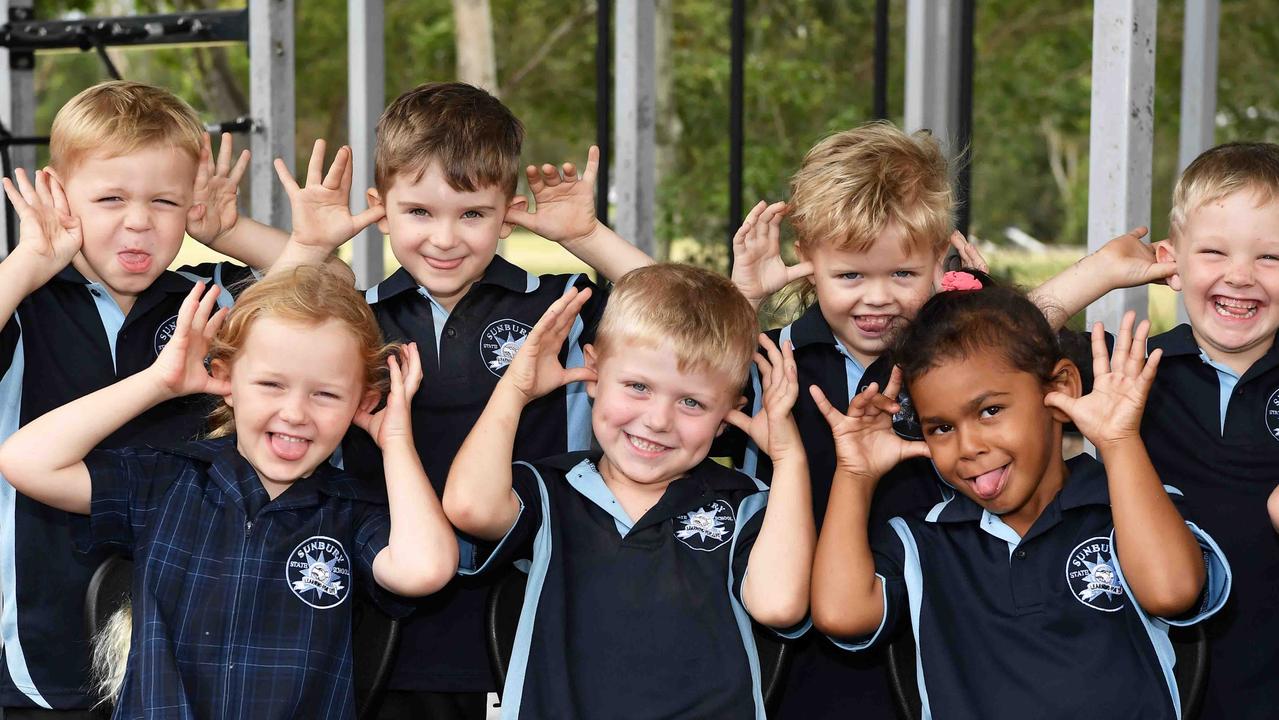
[954,0,975,237]
[1086,0,1156,330]
[595,0,611,227]
[249,0,295,230]
[0,0,35,257]
[904,0,959,141]
[348,0,384,290]
[727,0,745,268]
[1177,0,1219,325]
[613,0,656,256]
[873,0,889,121]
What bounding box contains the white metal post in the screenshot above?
[0,0,34,259]
[249,0,295,230]
[348,0,384,289]
[613,0,656,257]
[1086,0,1157,329]
[1175,0,1219,324]
[904,0,961,143]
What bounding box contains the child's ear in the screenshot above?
[501,195,529,239]
[360,388,382,415]
[1155,239,1182,292]
[366,188,390,235]
[583,344,599,398]
[1046,359,1082,423]
[793,239,807,262]
[210,359,234,406]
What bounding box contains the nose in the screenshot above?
[278,392,307,425]
[643,401,673,433]
[123,202,152,232]
[956,424,988,461]
[861,277,891,307]
[429,221,458,250]
[1223,258,1255,287]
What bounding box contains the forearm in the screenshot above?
[267,238,348,277]
[810,472,885,639]
[559,224,653,283]
[205,217,291,270]
[372,436,459,596]
[742,450,814,628]
[1028,251,1113,330]
[442,381,525,540]
[1103,437,1206,616]
[0,252,43,324]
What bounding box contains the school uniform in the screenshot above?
[0,263,253,711]
[723,304,944,719]
[464,451,805,720]
[72,436,410,719]
[1137,325,1279,720]
[833,453,1231,720]
[341,256,602,702]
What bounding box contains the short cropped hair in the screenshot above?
[594,264,758,392]
[375,81,523,197]
[49,80,204,175]
[789,121,952,256]
[1170,142,1279,240]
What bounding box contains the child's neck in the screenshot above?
[1000,456,1070,538]
[1192,327,1274,377]
[597,457,675,525]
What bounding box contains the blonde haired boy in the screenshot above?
[443,263,813,719]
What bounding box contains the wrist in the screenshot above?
[4,248,61,293]
[555,220,603,250]
[1093,433,1144,456]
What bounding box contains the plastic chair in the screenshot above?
[485,568,792,710]
[885,622,1209,720]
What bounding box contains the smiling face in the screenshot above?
[586,338,741,498]
[59,146,196,313]
[911,352,1075,536]
[800,223,944,367]
[216,316,370,498]
[373,162,520,311]
[1162,189,1279,375]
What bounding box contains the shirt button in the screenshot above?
[90,289,101,297]
[1015,549,1027,559]
[445,327,457,338]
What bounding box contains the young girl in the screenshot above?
[0,266,458,718]
[809,277,1230,719]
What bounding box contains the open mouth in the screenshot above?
[117,250,152,273]
[1212,295,1260,320]
[966,464,1010,500]
[853,315,896,336]
[425,256,465,271]
[269,432,311,461]
[625,432,671,457]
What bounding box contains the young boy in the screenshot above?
[0,80,337,715]
[335,82,652,718]
[442,264,814,719]
[1037,142,1279,720]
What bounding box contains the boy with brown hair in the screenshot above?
[443,264,813,719]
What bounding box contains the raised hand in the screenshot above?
[274,139,385,253]
[811,367,929,482]
[500,287,597,403]
[1044,311,1161,449]
[726,335,803,461]
[2,168,82,281]
[505,145,602,246]
[353,343,424,448]
[1096,226,1175,288]
[948,230,988,273]
[731,200,812,308]
[187,132,251,246]
[150,282,231,399]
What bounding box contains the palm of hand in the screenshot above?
[532,186,595,241]
[294,187,359,247]
[191,177,239,242]
[831,412,909,481]
[22,212,78,266]
[1065,374,1145,446]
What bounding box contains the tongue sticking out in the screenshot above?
[854,316,892,333]
[270,433,309,462]
[973,466,1006,499]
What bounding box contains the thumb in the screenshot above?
[188,203,207,222]
[901,439,931,461]
[1043,391,1074,415]
[352,205,386,232]
[206,376,233,397]
[504,204,536,228]
[562,366,598,385]
[786,261,814,283]
[1146,261,1177,285]
[724,409,754,433]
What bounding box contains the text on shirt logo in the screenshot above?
[154,314,179,357]
[1266,388,1279,442]
[674,500,735,552]
[480,319,533,377]
[286,536,352,609]
[1065,536,1125,613]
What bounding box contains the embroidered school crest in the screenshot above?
[287,536,352,609]
[480,319,533,376]
[675,500,735,552]
[154,314,179,356]
[1065,537,1125,612]
[1266,388,1279,442]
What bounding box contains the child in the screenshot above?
[1034,141,1279,720]
[0,267,458,718]
[336,81,652,717]
[0,80,340,715]
[441,263,812,719]
[810,278,1230,719]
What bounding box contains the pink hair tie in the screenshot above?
[940,270,983,292]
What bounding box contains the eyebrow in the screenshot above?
[920,390,1011,424]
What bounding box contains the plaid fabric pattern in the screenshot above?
[77,436,408,719]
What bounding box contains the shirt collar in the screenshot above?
[1150,322,1279,381]
[786,303,840,350]
[927,453,1109,524]
[371,255,535,303]
[54,265,196,295]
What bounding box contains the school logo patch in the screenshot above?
[1065,536,1125,612]
[674,500,735,552]
[153,314,179,357]
[1265,388,1279,442]
[480,319,532,376]
[286,536,352,609]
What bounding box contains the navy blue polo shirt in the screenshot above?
[720,303,944,719]
[75,436,409,719]
[342,255,603,692]
[833,453,1231,720]
[464,451,805,719]
[0,262,253,709]
[1136,324,1279,720]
